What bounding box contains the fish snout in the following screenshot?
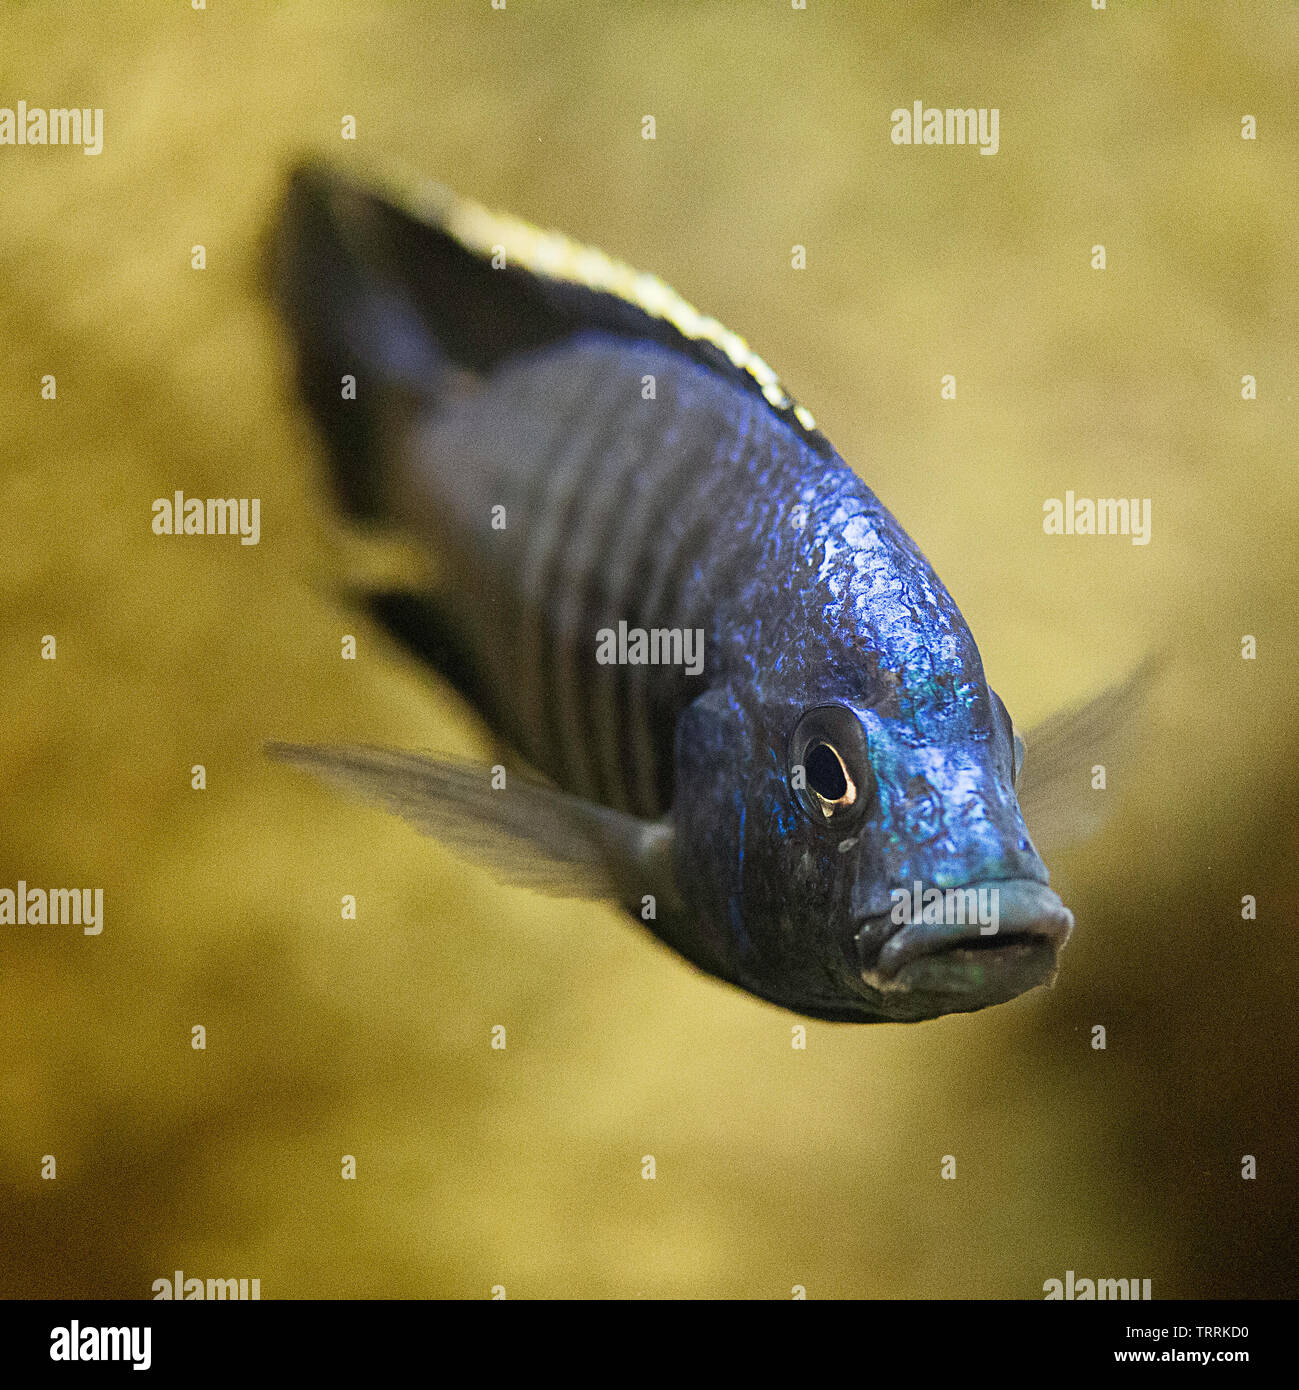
[853,879,1074,1013]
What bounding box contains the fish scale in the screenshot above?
[630,399,770,806]
[416,335,743,814]
[513,351,611,785]
[474,341,690,805]
[559,356,666,808]
[608,360,743,813]
[526,354,624,799]
[578,395,684,814]
[549,344,718,808]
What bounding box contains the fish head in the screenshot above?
[833,678,1071,1022]
[670,485,1072,1021]
[721,665,1071,1022]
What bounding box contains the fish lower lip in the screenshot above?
[858,880,1074,985]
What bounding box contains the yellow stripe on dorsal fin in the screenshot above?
[370,161,821,442]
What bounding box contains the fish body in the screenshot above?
[267,162,1137,1023]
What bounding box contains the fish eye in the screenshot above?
[789,705,873,828]
[805,741,850,803]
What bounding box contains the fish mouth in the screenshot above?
[855,879,1074,1012]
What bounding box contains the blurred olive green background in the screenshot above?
[2,0,1297,1299]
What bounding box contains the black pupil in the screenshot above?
[805,742,848,801]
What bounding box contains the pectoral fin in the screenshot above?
[1016,652,1165,854]
[267,742,676,906]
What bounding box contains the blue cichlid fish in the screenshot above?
[267,162,1152,1023]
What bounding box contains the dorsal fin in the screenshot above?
[296,159,832,457]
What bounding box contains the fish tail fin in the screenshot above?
[270,162,533,717]
[267,161,457,521]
